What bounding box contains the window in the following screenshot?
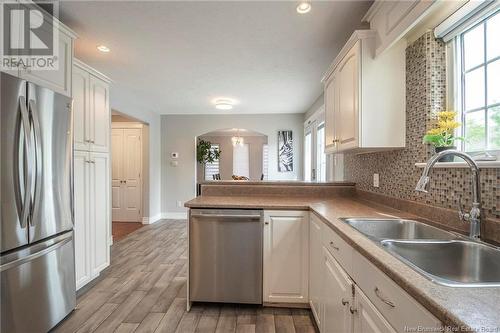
[204,144,220,180]
[456,10,500,153]
[262,144,269,180]
[304,131,312,181]
[233,143,249,178]
[316,123,326,181]
[304,111,328,181]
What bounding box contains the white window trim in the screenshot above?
[443,7,500,165]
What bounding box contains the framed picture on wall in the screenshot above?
[278,130,293,172]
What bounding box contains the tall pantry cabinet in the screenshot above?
[72,59,112,290]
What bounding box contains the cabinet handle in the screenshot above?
[329,241,340,251]
[349,306,357,314]
[374,287,395,308]
[332,139,339,143]
[341,298,349,306]
[264,221,269,225]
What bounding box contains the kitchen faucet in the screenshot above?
[415,150,481,239]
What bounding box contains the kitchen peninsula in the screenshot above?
[185,181,500,332]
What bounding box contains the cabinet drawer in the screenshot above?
[352,251,441,332]
[320,220,353,274]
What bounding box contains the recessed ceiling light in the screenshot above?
[296,2,311,14]
[214,98,235,110]
[97,45,110,53]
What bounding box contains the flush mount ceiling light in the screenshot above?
[296,2,311,14]
[97,45,110,53]
[214,98,235,110]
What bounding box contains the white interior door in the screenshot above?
[111,129,125,221]
[111,127,142,222]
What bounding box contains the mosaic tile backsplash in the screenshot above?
[344,32,499,220]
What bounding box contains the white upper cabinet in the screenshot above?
[363,0,436,56]
[73,60,111,153]
[263,210,309,304]
[6,2,77,97]
[323,30,406,154]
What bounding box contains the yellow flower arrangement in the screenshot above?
[423,111,464,147]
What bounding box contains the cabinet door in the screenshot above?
[263,211,309,303]
[74,151,91,290]
[72,65,90,151]
[90,152,110,275]
[309,214,323,325]
[336,41,360,152]
[353,285,396,333]
[19,27,73,97]
[324,74,337,154]
[322,248,353,333]
[89,75,110,153]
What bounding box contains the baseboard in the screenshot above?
[142,213,163,225]
[162,211,188,220]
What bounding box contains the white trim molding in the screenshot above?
[142,213,163,225]
[162,212,188,220]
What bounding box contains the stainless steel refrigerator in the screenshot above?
[1,72,76,333]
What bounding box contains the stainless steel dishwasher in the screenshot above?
[189,209,263,304]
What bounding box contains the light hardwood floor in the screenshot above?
[54,220,318,333]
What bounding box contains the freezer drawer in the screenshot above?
[189,209,263,304]
[1,232,76,333]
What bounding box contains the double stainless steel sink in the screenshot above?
[342,218,500,287]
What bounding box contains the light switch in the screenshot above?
[373,173,380,188]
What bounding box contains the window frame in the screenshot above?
[451,9,500,156]
[204,143,220,181]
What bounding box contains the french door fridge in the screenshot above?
[1,72,76,332]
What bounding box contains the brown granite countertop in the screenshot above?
[199,180,355,186]
[185,195,500,331]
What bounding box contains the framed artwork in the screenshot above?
[278,130,293,172]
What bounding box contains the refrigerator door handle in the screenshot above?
[14,96,33,229]
[28,99,43,226]
[0,234,72,272]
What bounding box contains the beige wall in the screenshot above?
[197,135,268,181]
[161,113,304,214]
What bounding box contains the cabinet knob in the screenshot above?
[329,241,340,251]
[332,139,339,143]
[264,221,269,225]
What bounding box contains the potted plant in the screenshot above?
[423,110,464,162]
[197,140,221,178]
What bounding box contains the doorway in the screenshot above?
[111,112,148,239]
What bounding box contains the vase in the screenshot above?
[435,146,456,162]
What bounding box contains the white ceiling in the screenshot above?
[60,1,371,115]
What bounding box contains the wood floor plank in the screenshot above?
[135,313,165,333]
[195,315,219,333]
[73,303,119,333]
[235,324,255,333]
[274,315,296,333]
[150,278,185,313]
[154,298,186,333]
[255,314,276,333]
[215,315,236,333]
[175,311,202,333]
[115,323,140,333]
[94,291,147,333]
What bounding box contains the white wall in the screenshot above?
[161,114,304,215]
[110,89,163,222]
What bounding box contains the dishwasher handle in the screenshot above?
[191,212,262,220]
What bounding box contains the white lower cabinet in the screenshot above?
[322,247,353,333]
[309,213,441,333]
[263,210,309,303]
[74,151,110,290]
[352,285,396,333]
[309,214,323,323]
